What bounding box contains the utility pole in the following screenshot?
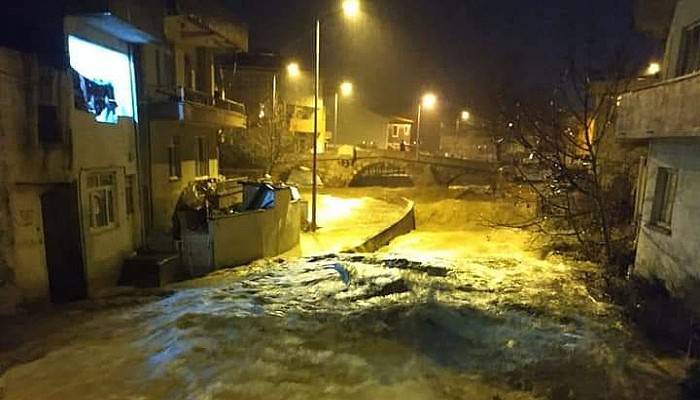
[312,19,320,231]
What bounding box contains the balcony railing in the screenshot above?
[616,71,700,139]
[151,86,246,128]
[173,87,246,115]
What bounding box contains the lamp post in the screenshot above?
[415,93,437,159]
[334,81,353,144]
[311,0,360,231]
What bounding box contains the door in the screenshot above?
[41,184,87,303]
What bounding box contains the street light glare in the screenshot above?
[287,62,301,78]
[340,81,354,97]
[422,93,437,109]
[461,110,471,121]
[342,0,360,18]
[645,62,661,76]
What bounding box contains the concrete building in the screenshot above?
[616,0,700,298]
[386,117,414,151]
[139,3,249,250]
[0,1,160,309]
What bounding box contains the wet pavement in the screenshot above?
[0,189,686,399]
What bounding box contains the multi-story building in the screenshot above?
[0,0,161,309]
[616,0,700,298]
[139,3,248,250]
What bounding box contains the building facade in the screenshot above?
[140,5,248,250]
[0,1,160,309]
[386,117,414,151]
[616,0,700,298]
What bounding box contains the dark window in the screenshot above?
[125,175,135,215]
[168,136,182,180]
[196,137,210,177]
[155,48,161,86]
[677,23,700,77]
[650,167,678,231]
[38,105,61,143]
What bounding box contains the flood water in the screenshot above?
[0,189,685,400]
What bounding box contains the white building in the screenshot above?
[616,0,700,297]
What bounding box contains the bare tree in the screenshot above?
[498,52,634,272]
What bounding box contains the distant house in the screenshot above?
[616,0,700,297]
[386,117,414,151]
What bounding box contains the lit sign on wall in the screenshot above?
[68,35,134,124]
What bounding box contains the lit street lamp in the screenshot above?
[457,109,470,131]
[334,81,353,144]
[287,62,301,78]
[311,0,360,231]
[415,93,437,159]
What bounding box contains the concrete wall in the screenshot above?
[635,139,700,296]
[183,190,302,274]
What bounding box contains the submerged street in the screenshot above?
[0,189,685,400]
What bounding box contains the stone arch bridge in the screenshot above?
[276,149,498,188]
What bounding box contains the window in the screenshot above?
[68,36,135,124]
[391,126,399,138]
[168,136,182,180]
[38,105,61,143]
[650,167,678,231]
[87,172,116,230]
[125,175,135,215]
[677,23,700,77]
[195,137,210,177]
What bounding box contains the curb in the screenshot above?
[347,197,416,253]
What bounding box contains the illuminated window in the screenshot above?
[87,172,116,230]
[677,23,700,77]
[196,137,210,177]
[68,35,135,124]
[168,136,182,180]
[650,167,678,231]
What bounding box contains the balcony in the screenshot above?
[164,14,248,51]
[66,0,161,43]
[616,71,700,140]
[150,87,247,128]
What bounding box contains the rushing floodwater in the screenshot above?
[0,193,684,400]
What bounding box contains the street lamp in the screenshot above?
[311,0,360,231]
[415,93,437,159]
[287,62,301,78]
[645,62,661,76]
[334,80,353,144]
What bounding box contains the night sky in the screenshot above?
[228,0,659,119]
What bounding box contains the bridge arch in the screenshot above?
[348,162,415,187]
